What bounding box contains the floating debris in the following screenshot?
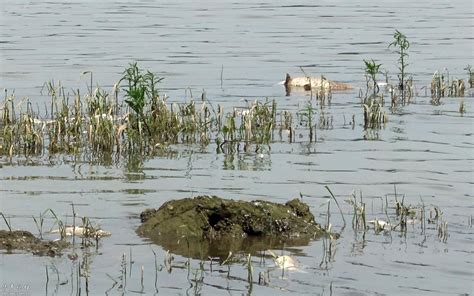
[283,73,352,91]
[51,226,111,238]
[368,219,392,231]
[267,250,300,271]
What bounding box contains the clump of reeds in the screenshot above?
[363,99,388,129]
[430,69,465,104]
[362,59,388,130]
[218,98,276,152]
[345,191,366,232]
[279,110,293,142]
[297,100,317,142]
[1,63,296,161]
[318,110,333,130]
[1,92,45,158]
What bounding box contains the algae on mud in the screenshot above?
[0,230,69,257]
[137,195,327,258]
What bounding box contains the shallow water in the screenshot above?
[1,0,473,295]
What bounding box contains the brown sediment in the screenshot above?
[0,230,69,257]
[137,195,329,259]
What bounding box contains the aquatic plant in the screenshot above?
[430,69,465,104]
[363,59,382,99]
[459,100,466,115]
[465,65,473,88]
[363,99,388,129]
[345,191,367,233]
[32,209,51,239]
[318,110,333,130]
[258,270,269,286]
[279,110,293,142]
[389,30,410,104]
[246,253,253,290]
[119,62,161,136]
[325,186,346,230]
[437,221,448,243]
[297,100,317,142]
[0,212,12,232]
[360,59,388,131]
[0,64,293,162]
[48,209,67,240]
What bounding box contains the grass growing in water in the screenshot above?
[0,64,291,161]
[389,30,412,105]
[430,69,465,104]
[361,59,388,131]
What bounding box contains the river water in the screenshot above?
[1,0,473,295]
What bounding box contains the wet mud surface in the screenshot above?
[138,196,326,258]
[0,230,69,257]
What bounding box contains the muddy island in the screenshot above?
[137,195,328,258]
[0,230,69,257]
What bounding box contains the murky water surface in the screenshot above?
[1,0,473,295]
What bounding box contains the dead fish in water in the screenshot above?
[51,226,111,238]
[282,73,352,91]
[267,250,303,272]
[368,219,392,231]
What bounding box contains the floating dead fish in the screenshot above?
[51,226,111,238]
[275,255,299,270]
[368,219,392,231]
[267,250,300,271]
[282,73,352,91]
[406,219,418,225]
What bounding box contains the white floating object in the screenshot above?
[267,250,300,271]
[51,226,111,237]
[274,255,299,270]
[368,219,392,230]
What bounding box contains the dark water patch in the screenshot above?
[360,167,447,175]
[347,261,375,268]
[121,189,156,194]
[374,272,399,277]
[121,202,148,207]
[365,157,467,162]
[397,285,439,293]
[0,176,70,181]
[393,260,433,267]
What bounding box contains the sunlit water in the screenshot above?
[1,0,473,295]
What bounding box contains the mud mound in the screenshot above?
[138,196,326,258]
[0,230,69,257]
